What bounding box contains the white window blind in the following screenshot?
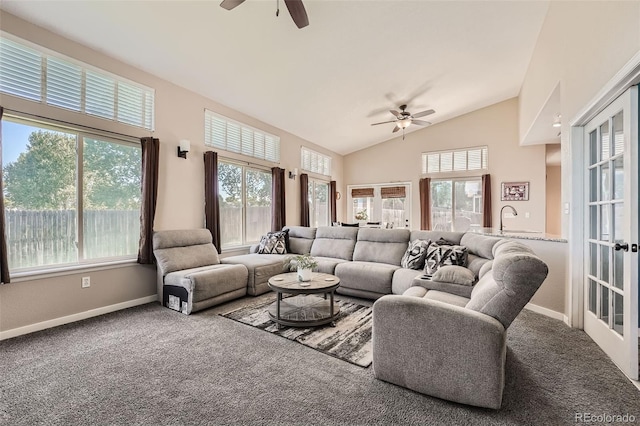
[422,146,488,174]
[301,147,331,176]
[0,34,155,130]
[204,110,280,162]
[0,37,42,101]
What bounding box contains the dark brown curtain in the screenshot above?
[271,167,286,232]
[204,151,222,252]
[0,107,10,284]
[329,180,337,223]
[137,137,160,264]
[300,173,310,227]
[482,174,492,228]
[419,177,431,230]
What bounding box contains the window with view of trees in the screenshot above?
[218,161,272,248]
[1,117,141,271]
[308,179,329,227]
[430,179,482,232]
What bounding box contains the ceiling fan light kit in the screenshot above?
[371,104,435,140]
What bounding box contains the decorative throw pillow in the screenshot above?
[257,231,288,254]
[432,265,476,286]
[401,239,431,269]
[424,244,468,275]
[434,237,456,246]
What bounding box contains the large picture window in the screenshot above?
[430,178,483,232]
[1,116,141,271]
[308,179,329,227]
[218,161,272,249]
[348,183,411,229]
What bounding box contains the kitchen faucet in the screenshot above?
[499,205,518,232]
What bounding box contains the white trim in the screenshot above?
[524,302,568,323]
[10,259,139,283]
[0,295,157,341]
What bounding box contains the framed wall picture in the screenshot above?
[501,181,529,201]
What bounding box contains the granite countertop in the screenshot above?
[467,227,567,243]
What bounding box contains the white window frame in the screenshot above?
[429,177,483,232]
[0,33,155,130]
[218,159,273,250]
[347,182,412,228]
[2,113,142,274]
[301,147,331,176]
[422,146,488,174]
[308,178,330,228]
[205,110,280,163]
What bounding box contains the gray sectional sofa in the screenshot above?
[153,225,548,409]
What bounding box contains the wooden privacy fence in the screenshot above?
[5,209,139,270]
[220,206,271,247]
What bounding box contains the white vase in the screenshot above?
[297,267,312,282]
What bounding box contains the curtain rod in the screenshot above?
[3,107,145,141]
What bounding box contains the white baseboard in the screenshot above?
[0,295,158,341]
[524,302,568,324]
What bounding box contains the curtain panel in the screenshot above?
[482,174,492,228]
[419,177,431,230]
[204,151,222,252]
[137,137,160,264]
[299,173,310,227]
[0,106,10,283]
[329,180,337,224]
[271,167,286,232]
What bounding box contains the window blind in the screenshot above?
[422,146,488,174]
[380,186,406,198]
[351,188,374,198]
[0,34,155,130]
[205,109,280,162]
[301,147,331,176]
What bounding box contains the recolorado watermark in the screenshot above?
[575,413,636,423]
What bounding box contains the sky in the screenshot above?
[2,121,33,166]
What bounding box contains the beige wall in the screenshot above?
[545,165,562,235]
[343,98,547,232]
[0,12,343,333]
[518,1,640,236]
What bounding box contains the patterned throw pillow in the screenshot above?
[424,244,468,275]
[401,239,431,270]
[257,231,288,254]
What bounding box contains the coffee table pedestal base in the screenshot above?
[268,294,340,328]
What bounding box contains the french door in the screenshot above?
[583,86,638,380]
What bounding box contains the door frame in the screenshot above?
[569,51,640,329]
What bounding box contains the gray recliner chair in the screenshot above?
[153,229,248,315]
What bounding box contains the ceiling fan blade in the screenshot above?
[371,120,397,126]
[220,0,246,10]
[411,120,432,126]
[392,125,401,133]
[412,109,435,119]
[284,0,309,28]
[390,110,401,118]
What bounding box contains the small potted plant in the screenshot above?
[284,253,318,282]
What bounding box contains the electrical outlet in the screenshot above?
[81,276,90,288]
[525,212,530,219]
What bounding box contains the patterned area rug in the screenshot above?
[221,296,373,368]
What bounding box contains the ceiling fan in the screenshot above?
[371,104,435,140]
[220,0,309,29]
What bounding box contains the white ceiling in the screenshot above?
[0,0,550,155]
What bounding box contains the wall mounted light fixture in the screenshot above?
[289,168,298,179]
[177,139,190,159]
[552,114,562,128]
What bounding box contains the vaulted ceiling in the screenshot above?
[1,1,550,155]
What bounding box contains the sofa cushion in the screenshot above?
[460,232,500,259]
[466,254,490,278]
[402,286,428,298]
[352,228,410,266]
[310,226,358,260]
[154,244,220,275]
[335,261,399,295]
[412,275,474,298]
[410,230,464,245]
[257,231,288,254]
[479,260,493,279]
[284,226,316,254]
[401,239,431,269]
[313,256,349,274]
[165,264,248,303]
[392,268,424,295]
[432,265,476,286]
[424,244,468,275]
[221,254,288,296]
[422,290,470,307]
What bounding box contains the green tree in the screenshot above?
[3,130,141,210]
[217,162,271,207]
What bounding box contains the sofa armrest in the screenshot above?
[372,295,506,409]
